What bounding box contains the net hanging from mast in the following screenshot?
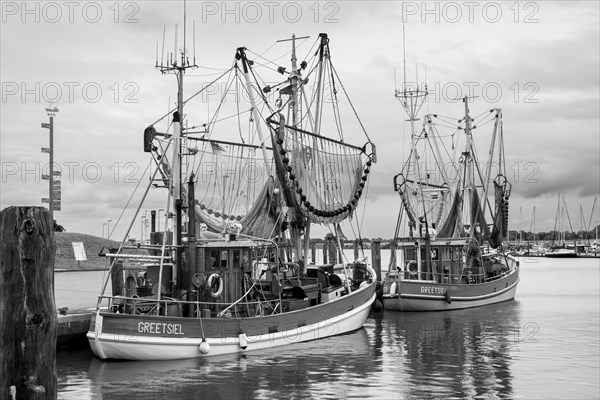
[269,114,374,226]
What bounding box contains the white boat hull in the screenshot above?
[88,286,376,360]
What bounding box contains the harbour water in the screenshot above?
[56,255,599,399]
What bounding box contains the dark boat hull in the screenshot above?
[382,267,519,312]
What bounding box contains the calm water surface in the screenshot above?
[56,256,600,399]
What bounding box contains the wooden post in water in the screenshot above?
[0,206,57,399]
[310,243,316,265]
[326,234,337,265]
[109,248,123,296]
[389,240,398,271]
[371,239,382,282]
[354,239,360,261]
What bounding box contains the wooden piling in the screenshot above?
[371,239,382,282]
[326,234,337,265]
[353,239,360,261]
[389,240,398,270]
[109,248,124,297]
[1,206,57,399]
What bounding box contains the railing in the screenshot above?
[387,264,513,285]
[98,294,282,318]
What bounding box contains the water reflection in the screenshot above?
[56,260,600,399]
[381,300,521,399]
[59,328,377,400]
[58,303,522,399]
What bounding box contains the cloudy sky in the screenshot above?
[1,1,599,242]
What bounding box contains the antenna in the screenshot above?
[183,0,186,64]
[193,20,196,65]
[161,25,166,68]
[174,24,178,66]
[395,24,426,123]
[415,61,418,89]
[402,24,407,92]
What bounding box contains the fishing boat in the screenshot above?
[87,29,377,360]
[381,71,519,311]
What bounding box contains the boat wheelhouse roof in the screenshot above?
[396,237,470,246]
[196,238,273,249]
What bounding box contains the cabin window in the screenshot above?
[453,247,461,261]
[405,247,416,260]
[220,250,228,269]
[208,249,221,270]
[231,249,241,270]
[442,247,451,261]
[241,249,251,274]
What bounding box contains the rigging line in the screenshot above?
[473,118,495,129]
[563,196,575,234]
[586,197,598,234]
[108,159,153,239]
[245,48,287,69]
[327,62,344,142]
[358,173,371,235]
[255,40,278,58]
[233,70,246,145]
[470,108,491,122]
[149,66,235,127]
[95,143,171,302]
[203,77,245,131]
[329,63,371,143]
[189,65,232,71]
[433,114,462,124]
[246,36,310,69]
[302,36,321,64]
[432,122,461,131]
[430,124,457,175]
[249,65,277,115]
[186,71,232,77]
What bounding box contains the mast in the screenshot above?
[236,47,273,176]
[313,33,327,135]
[303,33,328,270]
[463,96,478,240]
[533,206,536,243]
[395,29,430,274]
[155,1,197,300]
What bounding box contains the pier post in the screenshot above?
[326,234,337,265]
[371,239,382,282]
[109,248,124,296]
[310,243,316,265]
[0,206,57,399]
[389,240,397,270]
[354,239,359,261]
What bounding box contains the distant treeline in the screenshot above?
[309,225,600,246]
[506,226,600,242]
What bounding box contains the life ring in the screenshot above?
[206,273,223,298]
[407,261,418,276]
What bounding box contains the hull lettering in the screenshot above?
[420,286,446,295]
[138,321,184,335]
